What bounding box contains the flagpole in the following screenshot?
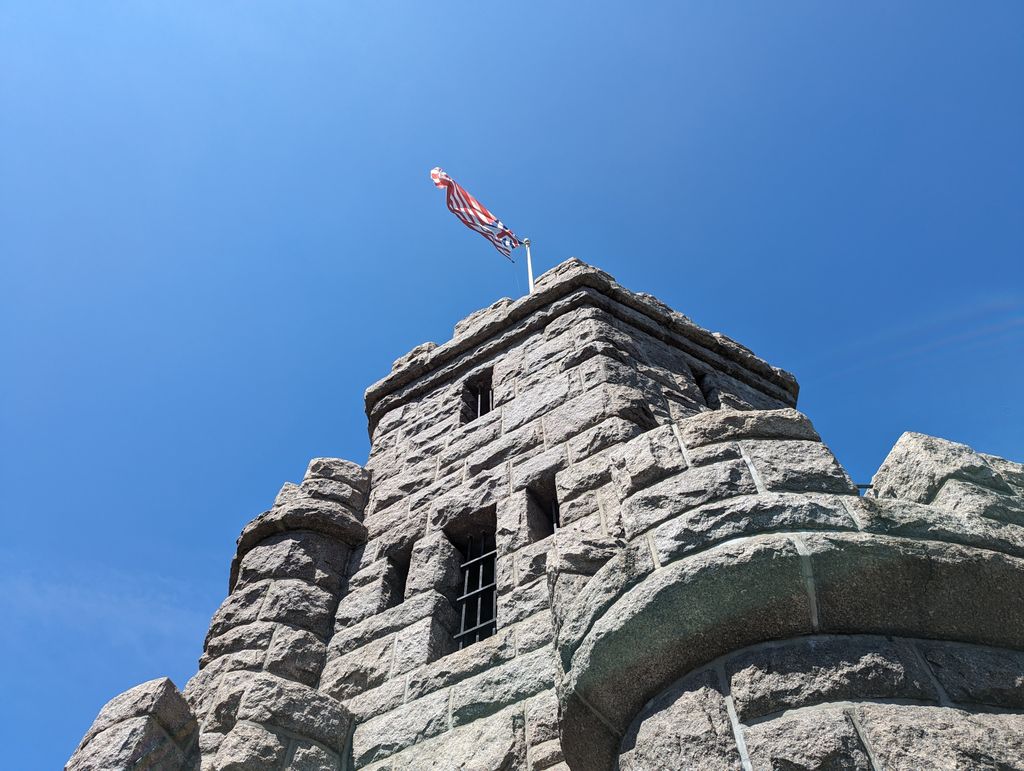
[525,238,534,294]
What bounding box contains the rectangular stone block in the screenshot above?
[529,739,564,770]
[558,489,608,528]
[235,532,346,593]
[366,499,412,541]
[744,709,871,771]
[406,626,517,702]
[431,466,507,535]
[258,579,335,639]
[334,565,402,629]
[319,634,394,702]
[496,493,554,556]
[516,610,555,654]
[207,582,269,639]
[343,675,406,722]
[498,577,550,627]
[555,448,615,504]
[69,716,188,771]
[567,416,646,464]
[525,690,560,745]
[931,478,1024,524]
[263,626,326,687]
[619,458,757,539]
[854,704,1024,771]
[543,384,655,447]
[392,614,456,676]
[609,424,686,500]
[513,542,550,589]
[450,647,555,727]
[370,460,437,513]
[511,446,569,493]
[550,529,624,576]
[467,420,544,477]
[741,439,857,495]
[918,641,1024,708]
[352,689,450,766]
[406,531,462,602]
[236,673,351,753]
[678,407,818,449]
[436,409,503,472]
[203,621,276,663]
[688,440,741,467]
[359,702,527,771]
[653,493,856,566]
[699,369,793,411]
[727,636,936,721]
[851,495,1024,559]
[502,376,571,433]
[329,591,456,658]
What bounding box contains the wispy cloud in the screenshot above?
[0,560,212,666]
[811,293,1024,380]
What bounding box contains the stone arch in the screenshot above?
[617,634,1024,770]
[558,530,1024,768]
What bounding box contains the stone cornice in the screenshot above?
[363,259,799,435]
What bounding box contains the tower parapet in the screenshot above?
[68,259,1024,770]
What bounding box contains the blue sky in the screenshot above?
[1,3,1022,767]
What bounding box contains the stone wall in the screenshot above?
[182,458,369,769]
[555,420,1024,769]
[620,636,1024,770]
[334,259,796,769]
[67,259,1024,770]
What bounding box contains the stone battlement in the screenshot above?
[68,260,1024,771]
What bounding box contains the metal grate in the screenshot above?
[454,533,497,649]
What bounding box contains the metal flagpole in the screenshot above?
[525,238,534,294]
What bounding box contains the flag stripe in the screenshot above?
[431,167,522,259]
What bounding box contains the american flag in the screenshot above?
[431,167,523,260]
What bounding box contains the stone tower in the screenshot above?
[69,259,1024,770]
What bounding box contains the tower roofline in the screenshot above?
[364,258,799,435]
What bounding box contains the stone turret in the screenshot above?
[69,259,1024,770]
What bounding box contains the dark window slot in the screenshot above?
[527,476,560,538]
[388,545,413,604]
[461,370,494,425]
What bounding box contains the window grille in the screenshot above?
[453,532,497,649]
[461,370,493,424]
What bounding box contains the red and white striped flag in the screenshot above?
[431,167,523,260]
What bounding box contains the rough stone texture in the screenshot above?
[677,407,819,449]
[741,438,858,495]
[618,669,741,771]
[856,704,1024,770]
[361,704,527,770]
[918,641,1024,708]
[744,709,872,771]
[352,689,451,766]
[619,457,758,538]
[728,636,936,720]
[70,260,1024,770]
[68,678,199,771]
[870,431,1013,505]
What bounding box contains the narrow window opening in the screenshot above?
[461,369,494,424]
[388,545,413,603]
[527,475,560,537]
[696,371,720,409]
[452,530,497,649]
